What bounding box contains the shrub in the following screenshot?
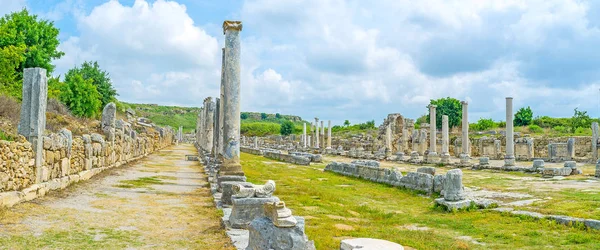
[280,120,294,135]
[575,127,592,135]
[260,113,267,120]
[0,94,20,124]
[528,124,543,133]
[241,113,248,119]
[59,73,102,118]
[515,106,533,126]
[241,122,280,136]
[552,126,568,133]
[47,98,71,116]
[475,118,496,131]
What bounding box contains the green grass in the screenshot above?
[0,228,144,249]
[0,129,14,141]
[113,176,165,189]
[241,152,600,249]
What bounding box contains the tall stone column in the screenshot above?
[327,120,332,149]
[218,48,225,158]
[303,123,307,148]
[441,115,450,163]
[427,104,438,162]
[460,101,469,163]
[196,110,202,148]
[320,120,325,149]
[219,20,244,176]
[213,97,221,158]
[314,118,319,148]
[593,122,599,161]
[504,97,515,167]
[101,103,116,144]
[204,97,215,154]
[385,123,392,155]
[18,68,47,183]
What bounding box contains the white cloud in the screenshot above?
[54,0,220,107]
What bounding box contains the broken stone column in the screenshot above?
[460,101,469,163]
[427,105,438,162]
[204,97,215,154]
[385,123,392,156]
[218,48,226,158]
[441,115,450,163]
[504,97,515,167]
[326,120,332,149]
[593,122,599,161]
[303,123,307,148]
[596,159,600,178]
[18,68,48,183]
[314,118,319,148]
[219,20,244,176]
[101,102,116,144]
[567,138,575,159]
[320,120,325,149]
[213,97,221,158]
[254,136,258,149]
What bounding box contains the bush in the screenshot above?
[0,94,20,124]
[515,106,533,126]
[575,127,592,135]
[473,118,496,131]
[260,113,267,120]
[59,73,102,118]
[552,126,568,133]
[280,120,294,135]
[241,122,280,136]
[47,98,71,116]
[528,124,543,133]
[533,116,570,128]
[241,113,248,119]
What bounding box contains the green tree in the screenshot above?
[59,73,101,118]
[514,106,533,126]
[280,120,294,135]
[474,118,496,131]
[241,113,248,119]
[0,9,64,75]
[343,120,350,127]
[64,61,117,107]
[0,44,26,98]
[261,113,267,120]
[571,108,591,133]
[427,97,462,128]
[275,113,281,119]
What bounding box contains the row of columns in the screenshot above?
[301,119,332,149]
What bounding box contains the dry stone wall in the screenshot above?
[0,125,174,206]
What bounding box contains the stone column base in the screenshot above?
[426,152,439,163]
[440,153,450,163]
[504,156,516,167]
[248,216,315,250]
[459,154,470,164]
[229,196,280,229]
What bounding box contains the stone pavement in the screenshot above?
[0,144,233,249]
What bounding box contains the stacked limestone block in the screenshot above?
[0,139,35,192]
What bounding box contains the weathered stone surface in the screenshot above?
[532,159,544,169]
[233,180,275,198]
[433,175,445,193]
[442,169,464,201]
[229,196,280,229]
[564,161,577,169]
[340,238,404,250]
[434,198,472,211]
[264,151,310,165]
[265,201,297,228]
[101,102,116,143]
[221,181,253,206]
[542,167,572,177]
[247,216,315,250]
[350,160,379,168]
[417,167,435,176]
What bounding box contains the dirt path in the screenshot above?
[0,144,233,249]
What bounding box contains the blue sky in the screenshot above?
[3,0,600,126]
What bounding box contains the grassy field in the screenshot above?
[241,152,600,249]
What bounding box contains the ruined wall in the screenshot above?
[263,151,310,165]
[0,125,174,205]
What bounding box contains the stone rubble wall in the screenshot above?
[240,146,263,155]
[263,151,310,166]
[0,126,174,207]
[325,162,443,194]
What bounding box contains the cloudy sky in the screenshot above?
[4,0,600,125]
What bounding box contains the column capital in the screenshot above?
[506,97,513,100]
[223,20,243,34]
[461,101,468,105]
[428,104,437,109]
